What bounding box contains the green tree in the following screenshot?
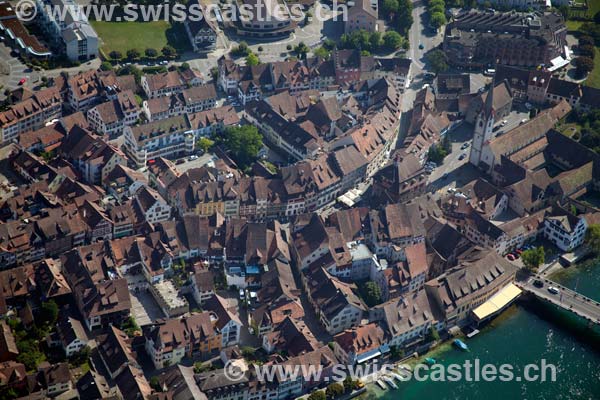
[585,224,600,254]
[145,48,158,58]
[359,281,382,307]
[427,326,441,342]
[383,31,405,51]
[326,383,344,399]
[100,61,113,71]
[382,0,399,15]
[149,376,162,391]
[579,35,595,48]
[196,137,214,153]
[427,143,448,163]
[369,31,383,51]
[246,53,260,66]
[109,50,122,61]
[39,300,59,326]
[389,345,405,359]
[521,246,545,272]
[579,45,595,59]
[161,45,176,58]
[294,42,310,59]
[575,56,594,78]
[323,39,336,50]
[232,41,251,57]
[70,345,91,367]
[429,4,445,14]
[427,49,449,73]
[308,391,327,400]
[313,46,330,59]
[212,125,262,169]
[396,0,414,35]
[126,48,141,60]
[120,316,140,337]
[343,376,358,393]
[429,12,447,29]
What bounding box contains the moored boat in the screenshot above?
[454,338,469,351]
[376,379,387,390]
[383,376,398,389]
[424,357,436,365]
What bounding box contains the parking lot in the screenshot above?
[174,152,220,173]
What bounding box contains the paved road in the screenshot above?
[408,0,443,73]
[517,275,600,325]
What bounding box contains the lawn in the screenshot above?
[584,47,600,88]
[90,20,190,56]
[557,122,582,138]
[566,20,584,31]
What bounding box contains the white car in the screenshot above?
[548,286,560,295]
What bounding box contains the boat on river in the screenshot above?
[376,379,387,390]
[454,338,469,351]
[383,376,398,389]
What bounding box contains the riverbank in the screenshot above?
[364,260,600,399]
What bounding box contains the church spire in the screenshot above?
[483,80,495,120]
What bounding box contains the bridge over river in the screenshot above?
[515,275,600,325]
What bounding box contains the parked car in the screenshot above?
[418,43,424,50]
[461,142,470,150]
[442,173,449,179]
[18,78,27,85]
[458,153,467,160]
[507,254,515,261]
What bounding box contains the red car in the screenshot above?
[516,249,524,254]
[507,254,515,261]
[18,78,27,85]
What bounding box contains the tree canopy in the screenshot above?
[359,281,382,307]
[521,247,545,272]
[246,53,260,66]
[575,56,594,78]
[212,125,262,170]
[325,383,344,399]
[585,224,600,254]
[427,49,449,73]
[308,390,326,400]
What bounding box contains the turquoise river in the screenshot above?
[372,262,600,400]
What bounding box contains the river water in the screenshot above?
[373,261,600,399]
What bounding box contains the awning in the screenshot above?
[356,350,381,364]
[472,283,522,322]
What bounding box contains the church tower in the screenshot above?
[469,84,495,169]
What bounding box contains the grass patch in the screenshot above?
[90,20,190,56]
[566,20,585,31]
[557,122,582,138]
[583,47,600,88]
